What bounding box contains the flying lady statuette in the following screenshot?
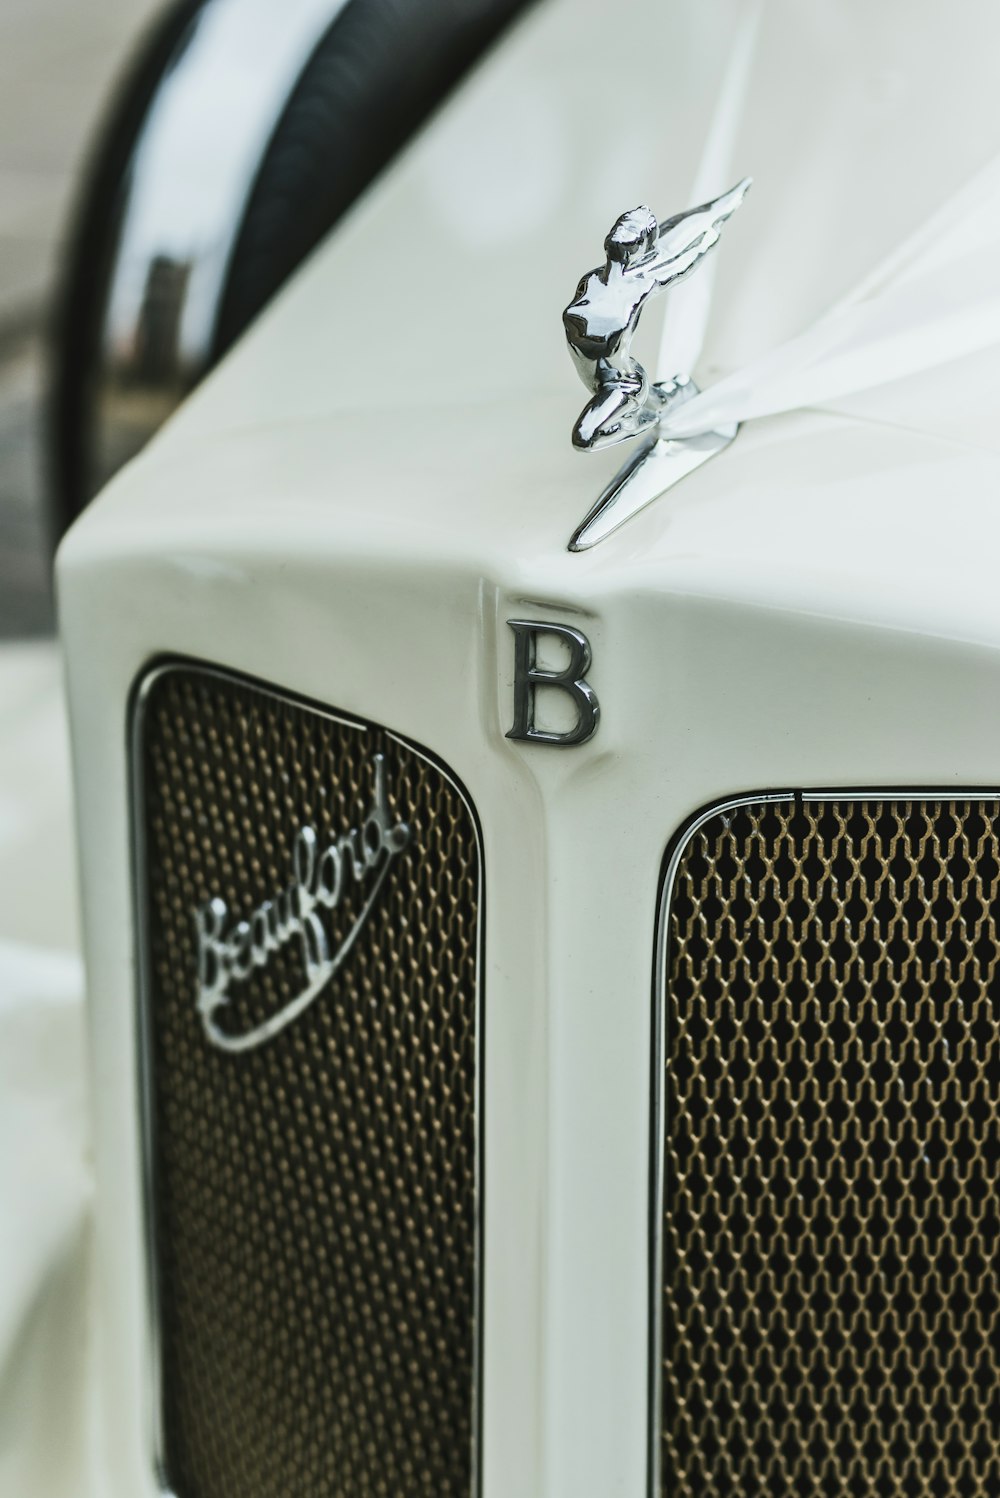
[564,178,751,549]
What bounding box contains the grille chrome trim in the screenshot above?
[130,660,485,1497]
[651,788,1000,1498]
[651,791,794,1498]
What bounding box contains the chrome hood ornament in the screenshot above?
[564,179,751,549]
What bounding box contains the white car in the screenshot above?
[7,2,1000,1496]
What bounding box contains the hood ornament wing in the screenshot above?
[563,178,750,550]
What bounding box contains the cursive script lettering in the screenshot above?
[195,754,411,1052]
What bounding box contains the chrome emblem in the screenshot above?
[195,755,411,1053]
[506,620,599,747]
[563,180,750,549]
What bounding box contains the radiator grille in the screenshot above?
[135,665,482,1498]
[658,798,1000,1498]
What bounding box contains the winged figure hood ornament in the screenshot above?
[564,179,751,548]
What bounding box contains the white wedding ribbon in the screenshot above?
[655,0,764,382]
[654,8,1000,445]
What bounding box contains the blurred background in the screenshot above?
[0,0,159,637]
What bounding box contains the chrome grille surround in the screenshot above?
[131,662,483,1498]
[654,792,1000,1498]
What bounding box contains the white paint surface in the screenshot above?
[48,2,1000,1496]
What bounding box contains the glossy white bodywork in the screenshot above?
[56,1,1000,1496]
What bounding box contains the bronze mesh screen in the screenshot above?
[136,665,481,1498]
[658,798,1000,1498]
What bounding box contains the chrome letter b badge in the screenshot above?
[506,620,600,747]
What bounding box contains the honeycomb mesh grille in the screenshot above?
[659,798,1000,1498]
[136,665,481,1498]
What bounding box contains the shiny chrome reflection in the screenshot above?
[563,181,750,551]
[562,181,750,455]
[195,755,412,1054]
[91,0,349,494]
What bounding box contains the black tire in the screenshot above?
[48,0,535,543]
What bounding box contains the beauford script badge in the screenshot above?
[195,754,411,1053]
[563,179,750,549]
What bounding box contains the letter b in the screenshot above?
[506,620,600,747]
